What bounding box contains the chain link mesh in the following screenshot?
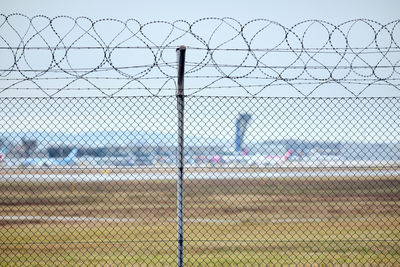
[1,96,399,265]
[0,15,399,265]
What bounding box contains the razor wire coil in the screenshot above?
[0,14,399,97]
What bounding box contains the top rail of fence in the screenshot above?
[0,14,399,97]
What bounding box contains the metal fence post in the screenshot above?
[176,45,186,267]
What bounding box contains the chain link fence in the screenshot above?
[0,15,399,265]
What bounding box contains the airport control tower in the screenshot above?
[235,113,252,152]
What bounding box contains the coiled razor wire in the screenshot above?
[0,14,399,97]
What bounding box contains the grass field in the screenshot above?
[0,174,399,265]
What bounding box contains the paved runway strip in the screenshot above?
[1,170,399,182]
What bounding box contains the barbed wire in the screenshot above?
[0,14,399,97]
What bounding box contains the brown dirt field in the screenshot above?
[0,177,399,219]
[0,176,399,265]
[1,164,399,176]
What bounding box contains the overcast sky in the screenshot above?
[2,0,399,23]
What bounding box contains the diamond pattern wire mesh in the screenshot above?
[0,14,399,265]
[0,97,179,265]
[0,96,399,265]
[183,97,399,265]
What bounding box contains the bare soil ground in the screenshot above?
[1,164,399,176]
[0,175,399,265]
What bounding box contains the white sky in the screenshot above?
[2,0,399,23]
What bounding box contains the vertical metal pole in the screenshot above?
[176,45,186,267]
